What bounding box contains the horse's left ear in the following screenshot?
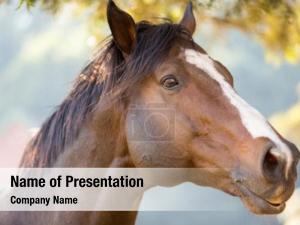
[107,0,137,54]
[179,1,196,35]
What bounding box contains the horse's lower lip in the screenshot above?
[236,184,285,214]
[267,202,281,207]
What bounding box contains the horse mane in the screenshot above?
[20,21,192,167]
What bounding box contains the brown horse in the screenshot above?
[2,1,299,225]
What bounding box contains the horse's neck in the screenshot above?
[63,211,138,225]
[51,107,139,225]
[54,106,134,168]
[4,211,138,225]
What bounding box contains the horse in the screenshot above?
[2,1,299,225]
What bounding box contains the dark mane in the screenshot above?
[20,21,191,167]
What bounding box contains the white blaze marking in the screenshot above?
[184,48,292,177]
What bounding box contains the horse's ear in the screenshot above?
[107,0,137,55]
[179,1,196,35]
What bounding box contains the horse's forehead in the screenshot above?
[172,39,206,56]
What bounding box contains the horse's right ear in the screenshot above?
[107,0,137,55]
[179,1,196,35]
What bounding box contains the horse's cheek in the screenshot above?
[124,109,190,167]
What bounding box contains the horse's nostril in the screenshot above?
[265,150,279,169]
[263,147,285,182]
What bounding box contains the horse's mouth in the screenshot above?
[235,183,286,214]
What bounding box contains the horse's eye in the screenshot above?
[160,75,179,90]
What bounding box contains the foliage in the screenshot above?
[4,0,300,64]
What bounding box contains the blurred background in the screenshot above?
[0,0,300,224]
